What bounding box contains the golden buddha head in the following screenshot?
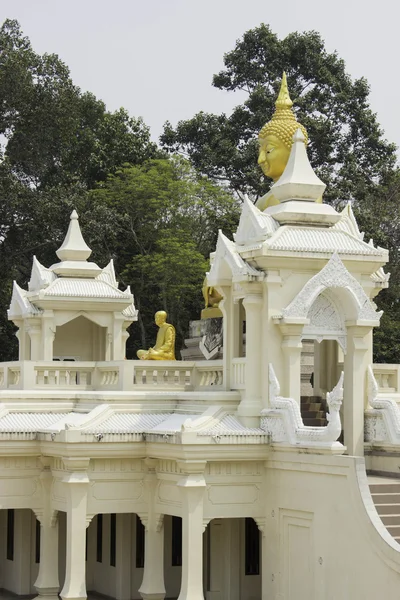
[258,72,308,182]
[155,310,167,326]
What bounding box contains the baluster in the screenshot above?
[37,369,45,386]
[178,369,186,386]
[59,369,67,385]
[48,370,56,385]
[156,369,164,385]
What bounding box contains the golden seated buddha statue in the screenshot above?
[256,72,322,211]
[137,311,176,361]
[201,279,223,319]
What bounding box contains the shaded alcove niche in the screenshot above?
[53,315,107,361]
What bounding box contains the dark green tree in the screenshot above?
[0,19,159,188]
[161,24,397,204]
[354,173,400,363]
[89,157,240,356]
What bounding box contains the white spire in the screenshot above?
[271,128,326,203]
[56,210,92,262]
[50,210,101,277]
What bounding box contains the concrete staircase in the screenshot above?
[300,396,328,427]
[369,477,400,542]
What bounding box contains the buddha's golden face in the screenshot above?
[155,311,166,327]
[258,134,291,182]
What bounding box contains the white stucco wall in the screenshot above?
[263,452,400,600]
[53,315,106,361]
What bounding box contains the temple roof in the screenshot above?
[262,226,386,257]
[0,406,267,444]
[8,212,137,320]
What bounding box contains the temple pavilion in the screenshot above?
[1,109,400,600]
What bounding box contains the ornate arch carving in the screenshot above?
[282,253,381,323]
[302,290,347,351]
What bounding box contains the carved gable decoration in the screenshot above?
[303,292,347,351]
[207,230,263,286]
[8,282,42,318]
[233,195,279,246]
[282,253,381,323]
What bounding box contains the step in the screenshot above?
[371,493,400,505]
[375,504,400,516]
[370,483,400,494]
[381,515,400,526]
[303,419,327,427]
[301,403,323,412]
[301,409,325,417]
[386,525,400,537]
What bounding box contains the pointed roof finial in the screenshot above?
[259,72,308,148]
[56,210,92,262]
[276,72,293,110]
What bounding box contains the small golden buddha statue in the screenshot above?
[137,311,176,360]
[201,279,223,319]
[256,72,321,211]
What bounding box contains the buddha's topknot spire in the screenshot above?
[275,72,293,110]
[259,72,308,149]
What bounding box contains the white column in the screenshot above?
[219,285,233,391]
[260,524,269,600]
[27,323,41,361]
[238,293,263,424]
[113,314,124,360]
[115,514,132,600]
[177,462,206,600]
[343,325,372,456]
[13,509,32,595]
[279,323,305,404]
[221,519,240,600]
[41,311,55,360]
[139,459,165,600]
[60,459,90,600]
[34,462,59,600]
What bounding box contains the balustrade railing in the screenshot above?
[0,359,225,392]
[372,364,400,394]
[231,358,246,390]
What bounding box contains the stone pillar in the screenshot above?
[34,461,59,600]
[326,340,339,392]
[139,459,165,600]
[177,461,206,600]
[115,514,132,600]
[313,340,322,397]
[60,458,90,600]
[343,325,372,456]
[221,519,240,600]
[121,326,130,359]
[260,523,269,600]
[279,323,305,404]
[218,286,233,391]
[239,292,263,424]
[113,314,125,361]
[27,323,42,361]
[41,311,55,360]
[105,331,113,361]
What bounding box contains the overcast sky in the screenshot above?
[1,0,399,157]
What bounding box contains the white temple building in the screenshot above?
[1,131,400,600]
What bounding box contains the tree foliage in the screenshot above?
[354,173,400,363]
[0,19,159,188]
[161,24,397,204]
[89,158,240,356]
[0,20,239,360]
